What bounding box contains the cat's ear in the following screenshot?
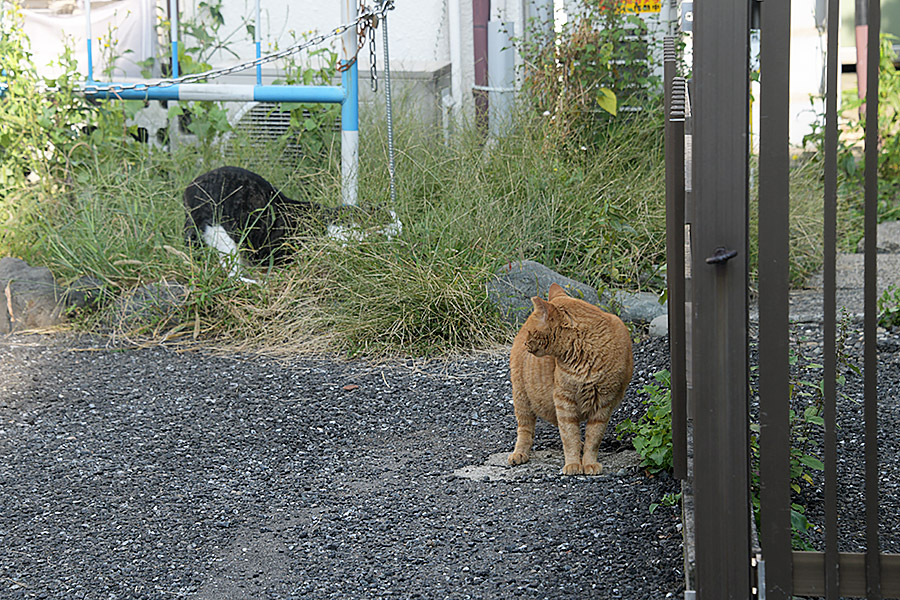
[548,283,569,300]
[555,304,576,328]
[531,296,554,322]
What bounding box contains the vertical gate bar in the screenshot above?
[664,37,688,481]
[823,0,841,596]
[864,0,881,596]
[665,37,675,116]
[668,78,688,481]
[757,0,792,596]
[692,0,751,597]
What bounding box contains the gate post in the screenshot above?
[756,0,792,596]
[691,0,751,597]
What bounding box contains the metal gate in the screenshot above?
[664,0,900,598]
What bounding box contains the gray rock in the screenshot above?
[109,281,188,330]
[602,289,668,323]
[0,257,65,333]
[856,220,900,253]
[61,276,106,310]
[486,260,599,327]
[649,314,669,337]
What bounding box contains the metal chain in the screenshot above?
[82,2,392,93]
[379,0,396,205]
[337,2,380,73]
[369,24,378,92]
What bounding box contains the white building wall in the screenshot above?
[789,0,829,148]
[197,0,474,121]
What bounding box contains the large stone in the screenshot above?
[602,289,668,323]
[648,314,669,337]
[61,275,106,311]
[108,281,189,330]
[0,257,65,334]
[486,260,600,327]
[856,220,900,253]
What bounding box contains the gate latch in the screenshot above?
[705,246,738,264]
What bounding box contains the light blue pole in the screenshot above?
[85,0,93,81]
[255,0,262,84]
[340,0,358,206]
[169,0,178,78]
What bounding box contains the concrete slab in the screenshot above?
[453,449,643,482]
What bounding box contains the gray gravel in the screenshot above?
[0,334,682,600]
[761,322,900,555]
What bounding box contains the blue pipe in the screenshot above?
[82,83,347,104]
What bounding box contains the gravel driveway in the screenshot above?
[0,334,683,600]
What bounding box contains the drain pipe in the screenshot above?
[855,0,868,104]
[473,0,490,133]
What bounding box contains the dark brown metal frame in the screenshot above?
[757,0,792,596]
[665,0,899,597]
[690,0,751,597]
[664,37,687,482]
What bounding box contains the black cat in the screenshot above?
[183,166,351,281]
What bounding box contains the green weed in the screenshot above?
[616,369,673,474]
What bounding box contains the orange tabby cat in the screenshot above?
[508,283,633,475]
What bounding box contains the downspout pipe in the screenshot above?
[856,0,868,103]
[473,0,489,133]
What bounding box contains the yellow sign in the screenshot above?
[621,0,662,13]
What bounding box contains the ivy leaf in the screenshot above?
[790,507,811,532]
[798,455,825,471]
[597,88,617,116]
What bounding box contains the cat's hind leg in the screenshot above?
[553,391,584,475]
[508,399,536,466]
[581,397,621,475]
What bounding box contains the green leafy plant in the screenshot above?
[516,0,659,150]
[749,424,818,551]
[616,369,673,474]
[0,5,140,193]
[878,283,900,328]
[140,0,249,145]
[649,491,681,514]
[750,312,859,550]
[803,33,900,222]
[274,32,341,163]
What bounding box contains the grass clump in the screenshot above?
[0,0,850,357]
[0,90,669,356]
